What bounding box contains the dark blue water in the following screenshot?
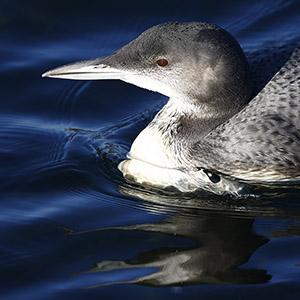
[1,0,300,299]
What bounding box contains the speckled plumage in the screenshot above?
[193,48,300,182]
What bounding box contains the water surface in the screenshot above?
[1,0,300,299]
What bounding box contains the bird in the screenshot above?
[42,22,300,195]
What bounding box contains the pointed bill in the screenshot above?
[42,57,127,80]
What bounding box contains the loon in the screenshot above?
[42,22,300,195]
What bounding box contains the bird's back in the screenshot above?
[192,47,300,182]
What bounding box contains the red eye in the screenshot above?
[157,59,168,67]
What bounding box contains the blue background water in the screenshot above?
[1,0,300,299]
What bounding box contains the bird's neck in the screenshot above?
[127,96,244,170]
[151,96,240,144]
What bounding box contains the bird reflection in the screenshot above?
[65,186,280,287]
[75,215,269,287]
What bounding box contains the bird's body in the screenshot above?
[194,48,300,182]
[42,22,300,195]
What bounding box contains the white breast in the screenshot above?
[127,125,175,168]
[117,123,197,191]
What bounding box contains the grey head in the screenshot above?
[43,22,253,115]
